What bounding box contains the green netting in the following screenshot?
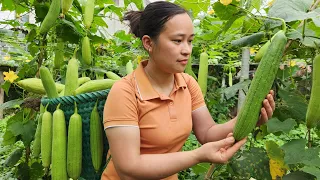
[41,89,110,180]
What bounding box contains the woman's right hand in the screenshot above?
[195,133,247,164]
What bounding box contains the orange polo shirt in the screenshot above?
[102,60,205,180]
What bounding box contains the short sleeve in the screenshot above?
[183,74,206,111]
[103,80,138,129]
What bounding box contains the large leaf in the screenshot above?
[176,0,210,18]
[265,141,285,161]
[0,99,24,110]
[1,0,15,11]
[242,16,263,33]
[2,130,17,146]
[16,162,30,180]
[283,171,316,180]
[268,0,319,22]
[213,0,240,20]
[281,139,320,167]
[229,147,272,180]
[286,27,320,48]
[269,159,288,180]
[281,139,306,165]
[267,118,297,134]
[6,111,36,146]
[30,162,45,180]
[302,166,320,180]
[274,88,308,122]
[265,141,288,179]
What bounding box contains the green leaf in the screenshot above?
[26,29,37,42]
[6,111,36,146]
[16,162,30,180]
[7,111,24,136]
[267,118,297,133]
[56,18,82,44]
[281,139,306,164]
[124,0,143,10]
[4,148,23,167]
[93,16,108,28]
[268,0,318,22]
[287,27,320,48]
[96,0,114,6]
[213,11,246,40]
[242,16,263,33]
[0,99,23,110]
[2,130,17,145]
[191,163,210,174]
[265,140,285,161]
[104,5,123,19]
[279,139,320,167]
[90,34,108,44]
[302,166,320,180]
[223,79,251,100]
[73,0,83,14]
[1,0,15,11]
[0,20,20,27]
[275,88,308,122]
[0,81,11,96]
[300,148,320,167]
[213,1,239,20]
[249,0,261,11]
[34,2,50,23]
[30,162,45,180]
[114,30,133,42]
[21,120,36,146]
[176,0,210,18]
[283,171,316,180]
[229,147,272,179]
[27,42,39,57]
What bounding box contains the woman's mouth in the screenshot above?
[177,59,188,65]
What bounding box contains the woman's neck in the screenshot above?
[144,60,175,95]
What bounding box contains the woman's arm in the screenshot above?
[105,126,246,180]
[193,90,275,144]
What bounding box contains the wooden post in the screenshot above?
[237,47,250,113]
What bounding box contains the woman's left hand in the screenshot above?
[256,90,276,126]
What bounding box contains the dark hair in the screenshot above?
[123,1,188,41]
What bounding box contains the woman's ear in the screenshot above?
[141,35,152,53]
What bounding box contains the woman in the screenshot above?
[102,1,275,179]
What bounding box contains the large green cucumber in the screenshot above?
[233,30,287,141]
[306,54,320,129]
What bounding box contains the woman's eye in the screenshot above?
[173,40,182,43]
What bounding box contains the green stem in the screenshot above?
[302,19,306,40]
[308,128,311,148]
[74,101,78,114]
[268,17,287,32]
[73,47,79,59]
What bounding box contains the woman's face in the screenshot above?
[150,13,194,74]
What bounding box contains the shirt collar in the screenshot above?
[134,60,187,101]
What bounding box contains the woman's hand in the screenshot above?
[195,133,247,164]
[256,90,276,126]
